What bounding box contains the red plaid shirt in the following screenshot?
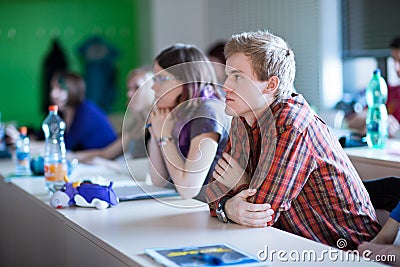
[207,93,380,250]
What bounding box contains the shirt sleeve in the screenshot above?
[189,117,224,140]
[206,137,232,217]
[66,101,117,151]
[253,128,315,226]
[188,101,226,140]
[390,201,400,223]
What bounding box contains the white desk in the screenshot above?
[0,159,383,267]
[345,139,400,180]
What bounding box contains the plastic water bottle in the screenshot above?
[42,105,67,193]
[365,69,388,148]
[15,126,32,175]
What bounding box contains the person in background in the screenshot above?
[358,201,400,266]
[346,37,400,227]
[74,67,154,162]
[50,71,117,151]
[148,44,231,202]
[346,37,400,137]
[206,31,380,250]
[207,41,227,86]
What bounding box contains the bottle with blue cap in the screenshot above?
[365,69,388,148]
[15,126,32,175]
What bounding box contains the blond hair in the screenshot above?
[224,31,296,99]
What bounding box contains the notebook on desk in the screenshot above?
[113,184,178,201]
[144,243,267,267]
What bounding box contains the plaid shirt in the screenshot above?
[207,93,380,250]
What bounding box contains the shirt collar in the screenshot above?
[238,92,300,131]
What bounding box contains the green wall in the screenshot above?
[0,0,150,129]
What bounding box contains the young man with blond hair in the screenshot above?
[206,31,380,249]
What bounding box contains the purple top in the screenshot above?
[170,89,231,201]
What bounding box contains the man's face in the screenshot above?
[391,48,400,78]
[223,52,269,121]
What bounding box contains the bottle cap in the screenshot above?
[49,105,58,112]
[373,69,381,76]
[20,126,27,136]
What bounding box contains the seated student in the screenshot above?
[346,36,400,138]
[74,67,154,162]
[358,201,400,266]
[148,44,231,202]
[50,71,117,151]
[206,31,380,249]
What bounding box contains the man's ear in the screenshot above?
[262,76,279,94]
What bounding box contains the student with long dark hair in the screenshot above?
[50,71,117,151]
[148,44,231,202]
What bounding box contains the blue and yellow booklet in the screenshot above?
[144,243,268,267]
